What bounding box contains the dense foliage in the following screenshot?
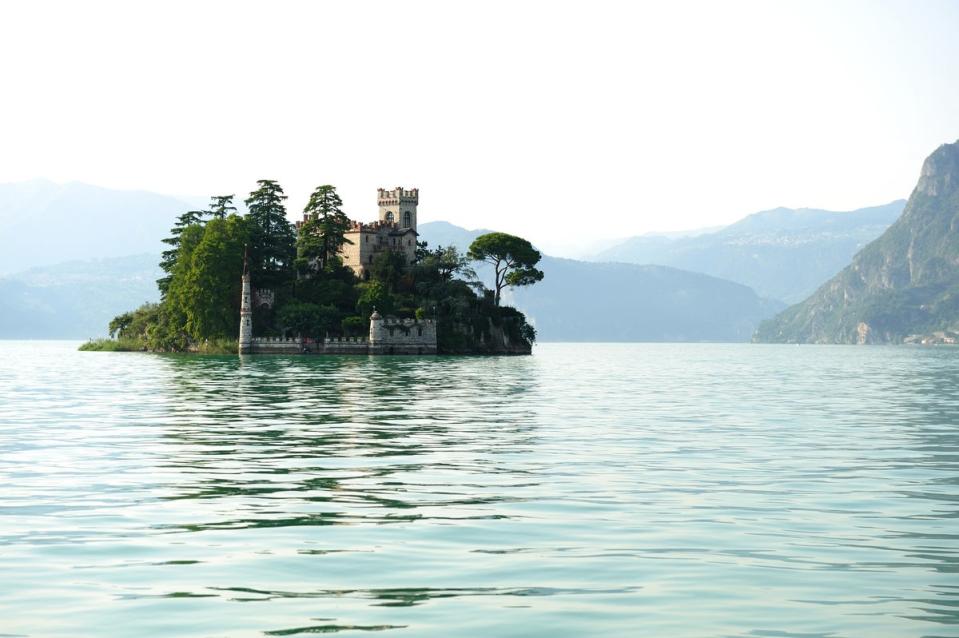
[89,182,540,353]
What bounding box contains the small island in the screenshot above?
[82,184,542,355]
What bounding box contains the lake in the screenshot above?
[1,341,957,637]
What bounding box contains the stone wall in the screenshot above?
[251,337,302,354]
[249,322,438,355]
[370,317,438,354]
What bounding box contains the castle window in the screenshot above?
[418,328,423,337]
[385,211,395,223]
[403,211,412,227]
[365,235,369,243]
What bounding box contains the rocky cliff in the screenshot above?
[754,140,959,344]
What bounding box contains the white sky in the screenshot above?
[1,0,957,255]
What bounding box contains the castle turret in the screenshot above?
[369,309,385,344]
[377,186,419,231]
[239,251,253,355]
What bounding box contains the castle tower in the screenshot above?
[377,186,419,231]
[239,251,253,355]
[368,309,385,343]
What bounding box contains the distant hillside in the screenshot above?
[419,223,784,342]
[509,257,784,342]
[0,254,161,338]
[593,201,904,303]
[0,179,199,275]
[417,221,493,252]
[755,140,959,344]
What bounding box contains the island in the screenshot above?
[82,184,542,355]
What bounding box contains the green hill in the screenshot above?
[754,141,959,344]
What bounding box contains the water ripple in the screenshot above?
[0,341,957,637]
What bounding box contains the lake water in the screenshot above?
[1,341,957,637]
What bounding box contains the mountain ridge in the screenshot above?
[592,201,904,303]
[754,140,959,344]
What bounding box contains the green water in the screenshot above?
[1,341,957,637]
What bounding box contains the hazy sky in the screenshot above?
[2,0,957,255]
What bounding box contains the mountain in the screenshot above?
[593,201,904,303]
[754,141,959,344]
[0,254,161,339]
[0,179,200,275]
[509,257,784,342]
[418,223,785,342]
[417,221,493,252]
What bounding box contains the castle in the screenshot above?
[297,186,420,279]
[240,187,437,355]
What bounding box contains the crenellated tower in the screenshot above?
[377,186,419,231]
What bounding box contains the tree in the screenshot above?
[244,180,295,290]
[370,250,408,292]
[431,245,476,281]
[356,280,395,318]
[209,195,237,220]
[299,185,353,271]
[168,215,249,341]
[277,302,339,338]
[158,209,206,296]
[467,232,544,305]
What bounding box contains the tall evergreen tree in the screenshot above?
[298,185,353,272]
[209,195,237,220]
[158,209,206,297]
[244,180,295,290]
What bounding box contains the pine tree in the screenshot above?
[208,195,237,220]
[244,180,295,290]
[299,185,353,272]
[158,209,206,297]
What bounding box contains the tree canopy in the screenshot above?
[467,232,544,305]
[244,180,295,290]
[208,195,237,220]
[158,209,206,297]
[298,185,353,272]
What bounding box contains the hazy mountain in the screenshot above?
[0,179,200,275]
[593,201,904,303]
[755,140,959,344]
[0,254,162,338]
[418,223,785,342]
[509,257,784,342]
[417,221,493,251]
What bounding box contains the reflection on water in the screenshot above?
[0,342,957,637]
